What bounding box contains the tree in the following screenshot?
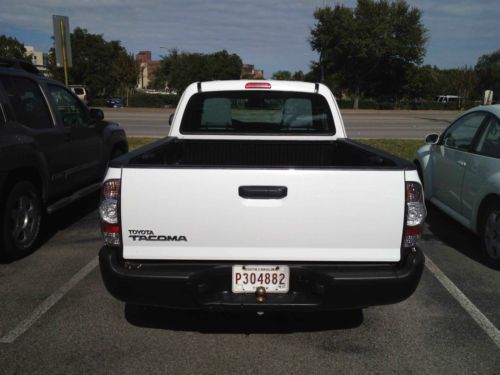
[292,70,305,81]
[152,49,242,93]
[0,35,29,60]
[404,65,439,100]
[271,70,307,81]
[47,28,138,96]
[112,52,139,103]
[150,49,178,91]
[208,50,243,80]
[272,70,292,80]
[447,67,478,107]
[475,49,500,100]
[304,64,321,82]
[310,0,427,108]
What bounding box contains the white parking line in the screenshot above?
[425,255,500,349]
[1,253,498,350]
[0,257,98,344]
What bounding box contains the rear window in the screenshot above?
[72,88,85,95]
[180,91,335,135]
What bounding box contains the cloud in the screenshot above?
[0,0,499,75]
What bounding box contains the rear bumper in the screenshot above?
[99,247,424,311]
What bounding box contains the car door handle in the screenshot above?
[457,160,467,167]
[239,186,288,199]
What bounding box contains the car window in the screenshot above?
[442,112,486,151]
[476,116,500,158]
[47,84,89,128]
[181,91,335,135]
[73,88,85,95]
[0,76,53,129]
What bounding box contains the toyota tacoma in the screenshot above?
[99,80,425,311]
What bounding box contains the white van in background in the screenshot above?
[436,95,461,103]
[68,85,90,106]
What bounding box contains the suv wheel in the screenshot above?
[1,181,42,261]
[480,201,500,269]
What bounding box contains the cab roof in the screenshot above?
[194,80,322,94]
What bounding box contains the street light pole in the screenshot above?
[60,20,69,86]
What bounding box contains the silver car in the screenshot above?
[415,105,500,268]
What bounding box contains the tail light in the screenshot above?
[83,95,88,104]
[99,179,121,246]
[403,181,426,248]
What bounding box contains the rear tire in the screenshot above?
[479,200,500,269]
[1,181,42,261]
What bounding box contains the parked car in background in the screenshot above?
[0,58,129,261]
[106,97,124,108]
[415,105,500,268]
[435,95,461,104]
[68,85,91,106]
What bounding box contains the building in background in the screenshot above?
[241,64,264,79]
[24,45,48,74]
[136,51,160,89]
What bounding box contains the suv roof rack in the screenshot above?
[0,58,41,75]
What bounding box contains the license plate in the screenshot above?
[232,265,289,293]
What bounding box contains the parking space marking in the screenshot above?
[1,253,498,350]
[0,257,98,344]
[425,255,500,349]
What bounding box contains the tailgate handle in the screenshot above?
[239,186,288,199]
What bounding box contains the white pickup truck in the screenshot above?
[98,80,426,311]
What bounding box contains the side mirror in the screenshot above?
[90,108,104,122]
[168,113,174,125]
[425,133,439,145]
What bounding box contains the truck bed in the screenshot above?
[112,137,413,169]
[99,81,426,311]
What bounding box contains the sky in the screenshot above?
[0,0,499,77]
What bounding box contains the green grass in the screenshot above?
[359,139,423,161]
[127,137,160,151]
[127,137,424,162]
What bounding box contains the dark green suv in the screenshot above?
[0,58,128,261]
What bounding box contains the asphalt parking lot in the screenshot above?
[0,192,499,374]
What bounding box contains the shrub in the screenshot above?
[337,99,378,109]
[336,98,478,110]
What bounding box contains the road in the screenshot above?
[102,108,461,139]
[0,194,499,374]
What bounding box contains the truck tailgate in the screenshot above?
[121,168,405,262]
